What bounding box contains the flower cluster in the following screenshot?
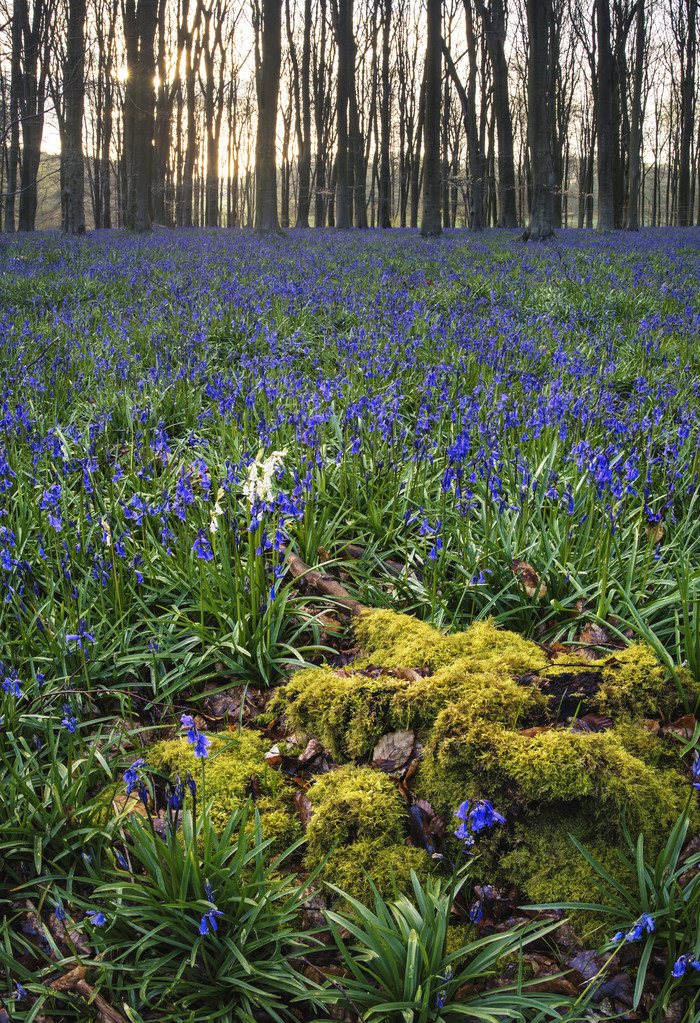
[199,880,223,936]
[672,952,700,978]
[612,913,655,943]
[180,713,211,758]
[454,799,506,851]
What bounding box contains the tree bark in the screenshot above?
[524,0,555,239]
[624,0,644,230]
[334,0,351,228]
[474,0,517,225]
[255,0,282,232]
[123,0,159,232]
[378,0,391,227]
[421,0,442,236]
[63,0,87,233]
[595,0,615,230]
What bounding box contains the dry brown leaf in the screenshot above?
[49,966,87,992]
[512,560,547,599]
[663,714,697,741]
[371,730,415,773]
[645,522,665,544]
[293,789,314,830]
[519,724,553,738]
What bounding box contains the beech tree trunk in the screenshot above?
[123,0,159,232]
[255,0,282,232]
[475,0,517,226]
[624,0,644,230]
[63,0,86,233]
[595,0,615,230]
[378,0,391,227]
[421,0,442,236]
[334,0,351,228]
[525,0,555,239]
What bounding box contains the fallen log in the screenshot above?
[284,550,368,618]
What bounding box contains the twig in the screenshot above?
[297,955,367,1023]
[49,971,129,1023]
[284,548,368,618]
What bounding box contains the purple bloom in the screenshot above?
[86,910,106,926]
[123,757,145,796]
[60,705,77,733]
[192,534,214,562]
[199,908,223,936]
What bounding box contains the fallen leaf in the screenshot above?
[570,713,613,733]
[663,714,697,741]
[372,730,415,773]
[645,522,665,544]
[519,725,553,738]
[298,738,326,764]
[201,685,266,723]
[512,560,547,599]
[293,790,314,830]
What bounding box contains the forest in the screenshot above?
[1,0,700,236]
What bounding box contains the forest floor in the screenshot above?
[1,226,700,1022]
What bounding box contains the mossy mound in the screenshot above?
[147,730,301,850]
[304,765,437,902]
[273,608,699,924]
[305,765,406,857]
[354,610,549,675]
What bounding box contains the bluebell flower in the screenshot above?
[192,533,214,562]
[123,757,145,796]
[61,705,77,733]
[672,953,700,978]
[86,910,106,926]
[180,713,210,758]
[198,908,223,935]
[613,913,655,943]
[14,982,28,1000]
[469,900,483,924]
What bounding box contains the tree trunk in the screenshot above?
[378,0,391,227]
[63,0,87,233]
[5,0,21,233]
[255,0,282,232]
[624,0,644,230]
[334,0,351,228]
[421,0,442,236]
[596,0,615,231]
[123,0,159,232]
[475,0,517,226]
[524,0,555,239]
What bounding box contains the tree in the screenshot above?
[123,0,160,232]
[254,0,282,232]
[623,0,645,229]
[524,0,556,238]
[421,0,442,236]
[333,0,351,228]
[596,0,615,229]
[63,0,86,233]
[474,0,517,225]
[378,0,392,226]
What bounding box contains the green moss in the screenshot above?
[305,765,406,860]
[319,840,435,905]
[147,730,300,849]
[591,645,695,720]
[274,655,547,761]
[499,814,635,942]
[354,610,548,676]
[354,609,456,670]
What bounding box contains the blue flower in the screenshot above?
[86,910,106,926]
[14,982,28,1000]
[123,757,145,796]
[60,705,77,733]
[198,908,223,936]
[469,899,483,924]
[192,533,214,562]
[672,953,700,977]
[180,713,210,758]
